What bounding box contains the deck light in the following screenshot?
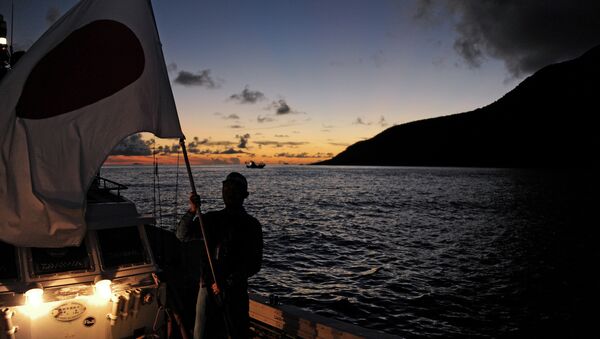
[94,279,112,300]
[25,284,44,307]
[0,37,7,45]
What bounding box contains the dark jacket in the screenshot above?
[176,207,263,290]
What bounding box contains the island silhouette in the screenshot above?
[316,44,600,168]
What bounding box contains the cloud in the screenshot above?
[257,115,275,123]
[274,152,334,158]
[268,99,300,115]
[218,148,247,154]
[155,144,181,155]
[255,140,308,148]
[229,86,266,104]
[174,69,220,88]
[274,134,288,138]
[329,142,350,147]
[378,116,389,127]
[223,113,240,120]
[237,134,250,148]
[416,0,600,78]
[189,148,248,155]
[187,137,207,151]
[111,133,153,156]
[274,100,291,114]
[186,137,234,153]
[229,124,244,129]
[46,7,61,25]
[353,117,372,125]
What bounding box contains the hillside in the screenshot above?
[316,45,600,167]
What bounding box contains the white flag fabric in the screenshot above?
[0,0,184,247]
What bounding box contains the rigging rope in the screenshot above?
[155,153,163,228]
[152,140,163,228]
[174,150,180,228]
[152,141,157,226]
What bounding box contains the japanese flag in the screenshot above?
[0,0,183,247]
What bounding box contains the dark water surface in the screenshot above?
[101,165,598,338]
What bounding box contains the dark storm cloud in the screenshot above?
[229,86,266,104]
[111,133,152,156]
[237,134,250,149]
[46,7,61,25]
[174,69,220,88]
[416,0,600,77]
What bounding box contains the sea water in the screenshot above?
[100,165,597,338]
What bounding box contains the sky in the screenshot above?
[2,0,599,165]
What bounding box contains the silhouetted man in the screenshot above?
[177,172,263,339]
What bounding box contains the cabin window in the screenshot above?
[97,226,150,269]
[30,242,92,276]
[0,240,18,280]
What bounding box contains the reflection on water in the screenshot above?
[101,165,597,337]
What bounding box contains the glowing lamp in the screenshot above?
[95,279,113,300]
[25,286,44,306]
[0,37,7,45]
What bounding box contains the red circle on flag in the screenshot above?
[16,20,145,119]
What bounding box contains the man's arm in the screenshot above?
[175,211,201,241]
[175,193,203,242]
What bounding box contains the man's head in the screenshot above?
[222,172,249,207]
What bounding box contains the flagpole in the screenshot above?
[179,138,233,338]
[178,138,219,284]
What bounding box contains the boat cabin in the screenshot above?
[0,177,165,339]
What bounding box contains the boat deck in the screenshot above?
[145,226,398,338]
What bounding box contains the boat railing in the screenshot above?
[89,175,128,198]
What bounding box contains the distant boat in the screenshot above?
[246,160,265,168]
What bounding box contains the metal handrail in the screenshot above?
[90,175,128,198]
